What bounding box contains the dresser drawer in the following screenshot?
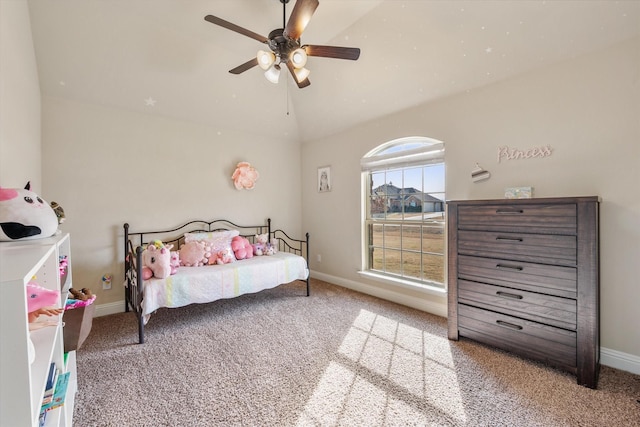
[458,255,577,299]
[458,204,576,235]
[458,304,577,370]
[458,279,576,330]
[458,230,576,266]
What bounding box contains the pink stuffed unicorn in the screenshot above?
[141,241,174,279]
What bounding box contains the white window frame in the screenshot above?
[359,136,446,294]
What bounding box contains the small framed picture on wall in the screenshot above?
[318,166,331,193]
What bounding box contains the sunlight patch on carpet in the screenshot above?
[297,309,467,425]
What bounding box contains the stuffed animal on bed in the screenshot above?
[231,235,253,260]
[0,182,59,241]
[252,233,269,256]
[209,248,234,265]
[170,250,180,274]
[179,241,211,267]
[141,241,174,279]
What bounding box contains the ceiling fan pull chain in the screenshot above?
[286,70,290,116]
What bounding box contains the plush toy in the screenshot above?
[179,241,211,267]
[169,251,180,274]
[141,241,174,279]
[231,235,253,260]
[252,233,269,256]
[26,280,61,323]
[50,201,66,224]
[270,238,279,254]
[25,280,61,363]
[210,248,235,265]
[0,182,58,241]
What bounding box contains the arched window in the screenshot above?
[361,137,445,288]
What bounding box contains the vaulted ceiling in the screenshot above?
[27,0,640,143]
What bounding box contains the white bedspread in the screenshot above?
[141,252,309,323]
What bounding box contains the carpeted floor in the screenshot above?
[73,279,640,426]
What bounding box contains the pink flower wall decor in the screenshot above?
[232,161,259,190]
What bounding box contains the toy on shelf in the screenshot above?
[59,255,69,288]
[50,201,66,224]
[26,280,62,363]
[26,280,62,324]
[66,288,96,310]
[0,182,59,241]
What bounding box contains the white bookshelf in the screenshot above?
[0,233,77,427]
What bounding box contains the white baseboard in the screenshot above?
[309,270,640,376]
[310,270,448,318]
[94,300,126,317]
[94,274,640,376]
[601,347,640,375]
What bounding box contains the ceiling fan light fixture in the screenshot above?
[257,50,275,70]
[264,64,281,84]
[294,67,310,82]
[290,48,307,68]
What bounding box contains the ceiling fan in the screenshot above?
[204,0,361,88]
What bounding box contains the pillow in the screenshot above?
[184,230,240,260]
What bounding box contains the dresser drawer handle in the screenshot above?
[496,263,524,271]
[496,320,523,330]
[495,208,524,214]
[496,236,523,242]
[496,291,523,300]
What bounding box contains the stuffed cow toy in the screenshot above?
[0,182,58,241]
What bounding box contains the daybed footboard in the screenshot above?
[123,219,309,344]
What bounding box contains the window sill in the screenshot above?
[356,270,447,298]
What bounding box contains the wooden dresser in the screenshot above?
[446,196,599,388]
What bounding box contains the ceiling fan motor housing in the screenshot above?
[268,28,300,62]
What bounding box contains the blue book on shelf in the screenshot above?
[41,371,70,412]
[45,362,56,390]
[43,363,59,404]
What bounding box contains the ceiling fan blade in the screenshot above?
[304,45,361,60]
[229,58,259,75]
[285,61,311,89]
[204,15,268,44]
[283,0,319,40]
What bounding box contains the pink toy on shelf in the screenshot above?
[65,295,96,310]
[26,280,62,326]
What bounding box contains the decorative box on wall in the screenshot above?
[446,196,600,388]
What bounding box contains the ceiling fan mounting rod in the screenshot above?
[280,0,290,29]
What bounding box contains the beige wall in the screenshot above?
[5,0,638,366]
[302,37,640,360]
[41,96,302,307]
[0,0,41,189]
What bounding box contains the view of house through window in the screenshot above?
[362,137,445,288]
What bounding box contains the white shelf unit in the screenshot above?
[0,233,77,427]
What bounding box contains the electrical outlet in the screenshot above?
[317,254,322,262]
[102,273,112,290]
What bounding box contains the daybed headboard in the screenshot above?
[124,218,270,253]
[124,218,309,262]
